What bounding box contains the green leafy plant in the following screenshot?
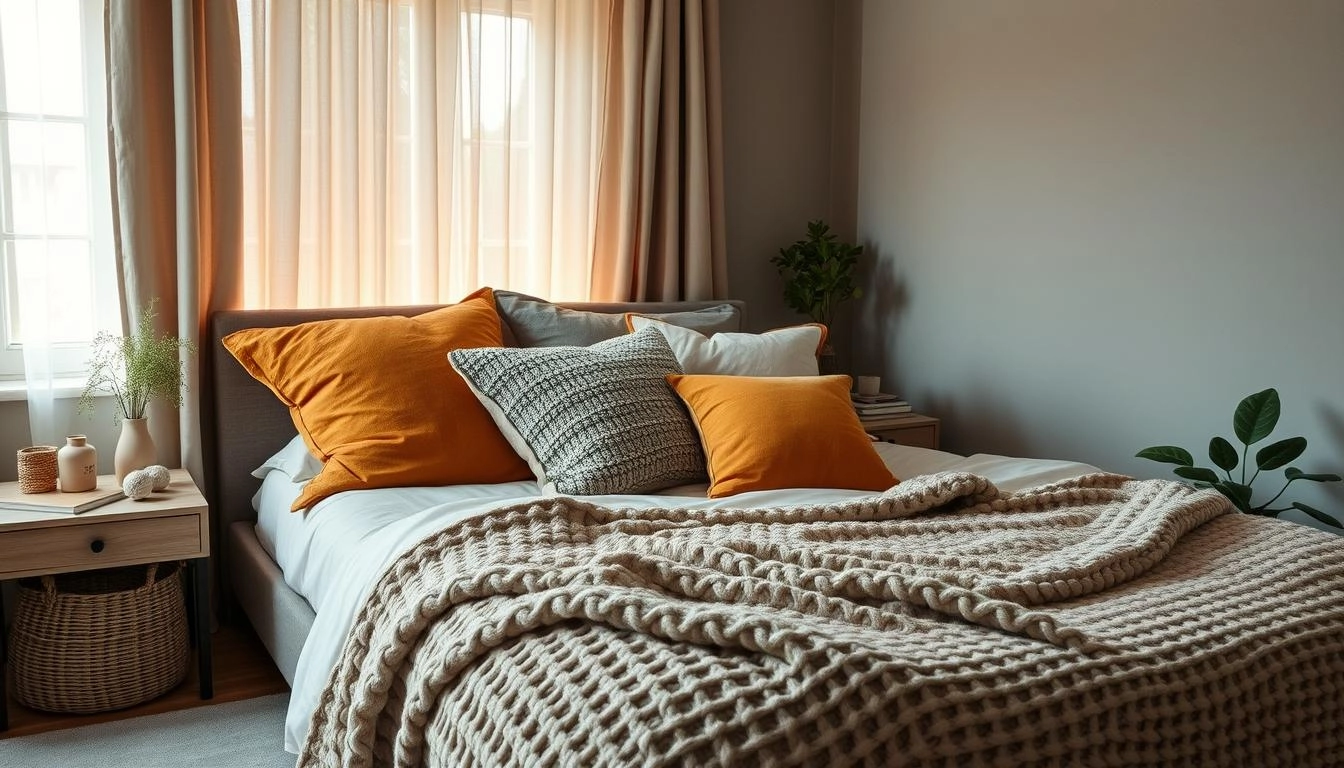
[1137,388,1342,528]
[79,299,196,421]
[771,219,863,328]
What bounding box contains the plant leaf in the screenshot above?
[1212,481,1254,511]
[1174,466,1220,484]
[1208,437,1238,472]
[1255,437,1307,471]
[1284,467,1343,483]
[1136,446,1194,466]
[1233,388,1279,444]
[1292,502,1343,529]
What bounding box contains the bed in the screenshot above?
[207,294,1344,767]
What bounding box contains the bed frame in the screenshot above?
[206,298,744,684]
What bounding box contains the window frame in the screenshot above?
[0,0,119,383]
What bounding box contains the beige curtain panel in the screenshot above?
[591,0,727,302]
[106,0,244,484]
[237,0,726,307]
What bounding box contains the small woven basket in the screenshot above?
[9,562,189,713]
[16,446,58,493]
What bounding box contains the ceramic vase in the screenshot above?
[114,418,156,484]
[57,435,98,492]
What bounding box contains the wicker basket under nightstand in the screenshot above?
[10,562,188,713]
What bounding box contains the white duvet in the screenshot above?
[253,442,1100,753]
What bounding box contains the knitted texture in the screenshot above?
[298,472,1344,767]
[448,327,706,495]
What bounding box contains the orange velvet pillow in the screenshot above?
[667,374,898,498]
[222,287,530,510]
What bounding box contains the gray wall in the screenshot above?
[720,0,861,347]
[0,397,122,482]
[855,0,1344,530]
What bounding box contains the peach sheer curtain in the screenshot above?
[237,0,725,308]
[238,0,603,306]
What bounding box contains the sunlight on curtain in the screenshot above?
[237,0,606,308]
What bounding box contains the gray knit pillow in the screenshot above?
[448,327,707,495]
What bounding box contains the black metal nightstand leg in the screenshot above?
[1,582,8,731]
[190,558,213,700]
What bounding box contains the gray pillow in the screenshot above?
[448,326,707,495]
[494,290,741,347]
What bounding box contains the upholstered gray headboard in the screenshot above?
[206,297,743,604]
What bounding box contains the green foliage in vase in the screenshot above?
[1137,388,1342,528]
[771,219,863,328]
[79,299,196,421]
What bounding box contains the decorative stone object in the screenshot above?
[57,436,98,493]
[143,465,172,491]
[122,469,155,500]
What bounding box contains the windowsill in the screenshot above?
[0,378,91,403]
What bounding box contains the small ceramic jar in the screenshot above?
[57,435,98,493]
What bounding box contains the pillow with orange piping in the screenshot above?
[626,315,827,376]
[667,374,897,498]
[222,287,530,510]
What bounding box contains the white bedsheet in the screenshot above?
[254,442,1100,753]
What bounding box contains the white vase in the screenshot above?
[114,418,157,484]
[57,435,98,492]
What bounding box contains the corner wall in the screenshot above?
[855,0,1344,529]
[719,0,861,339]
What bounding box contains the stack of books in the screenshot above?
[851,392,914,430]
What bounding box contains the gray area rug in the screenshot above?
[0,693,295,768]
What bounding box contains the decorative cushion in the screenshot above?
[628,315,827,376]
[494,290,740,347]
[448,326,706,495]
[667,374,897,498]
[223,287,530,510]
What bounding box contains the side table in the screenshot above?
[0,469,212,729]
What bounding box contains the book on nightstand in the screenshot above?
[851,392,903,405]
[854,402,912,416]
[855,414,923,430]
[852,392,913,421]
[0,476,125,515]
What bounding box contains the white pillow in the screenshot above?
[251,434,322,483]
[627,316,826,376]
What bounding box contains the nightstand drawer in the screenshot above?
[870,414,941,451]
[0,514,202,577]
[879,424,938,450]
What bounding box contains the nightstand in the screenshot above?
[869,414,941,450]
[0,469,212,729]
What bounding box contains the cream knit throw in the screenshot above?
[299,472,1344,767]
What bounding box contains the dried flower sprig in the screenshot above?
[78,299,195,421]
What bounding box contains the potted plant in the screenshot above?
[771,219,863,373]
[1137,388,1341,528]
[79,300,195,482]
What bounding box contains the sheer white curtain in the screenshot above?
[17,258,56,445]
[238,0,607,308]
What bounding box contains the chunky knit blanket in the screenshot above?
[298,472,1344,767]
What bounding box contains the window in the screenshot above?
[458,2,535,276]
[0,0,118,381]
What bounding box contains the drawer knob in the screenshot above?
[90,539,105,554]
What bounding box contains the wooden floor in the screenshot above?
[1,621,289,740]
